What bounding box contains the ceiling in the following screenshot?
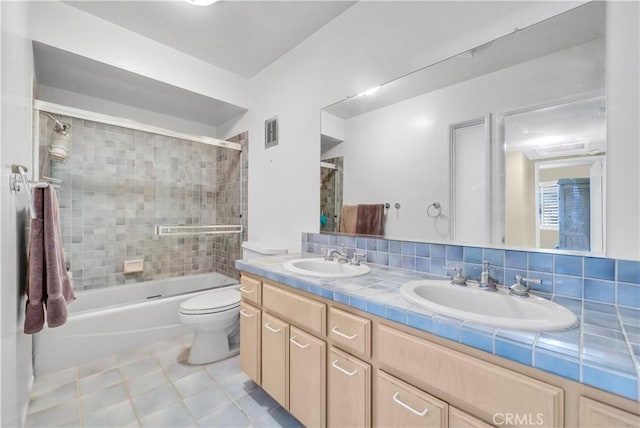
[64,1,355,78]
[34,42,247,127]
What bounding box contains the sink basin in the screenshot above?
[283,258,370,279]
[401,280,577,331]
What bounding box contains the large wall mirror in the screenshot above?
[320,1,605,255]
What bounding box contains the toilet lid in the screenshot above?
[180,288,240,314]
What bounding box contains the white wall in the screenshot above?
[321,40,603,243]
[606,1,640,260]
[225,1,587,253]
[38,85,220,138]
[26,1,248,110]
[0,2,35,426]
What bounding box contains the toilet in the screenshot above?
[179,241,287,365]
[178,287,241,365]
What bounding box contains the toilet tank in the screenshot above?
[241,241,288,260]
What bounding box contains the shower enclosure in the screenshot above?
[320,156,343,232]
[37,107,248,292]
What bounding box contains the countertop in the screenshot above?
[236,254,640,402]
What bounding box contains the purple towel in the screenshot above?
[355,204,385,236]
[25,186,75,334]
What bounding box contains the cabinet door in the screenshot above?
[579,397,640,427]
[375,370,448,428]
[449,407,493,428]
[261,312,289,407]
[328,347,371,428]
[289,326,326,428]
[240,275,262,305]
[239,302,261,384]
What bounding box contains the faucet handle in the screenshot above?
[350,252,366,266]
[444,266,467,286]
[509,275,541,297]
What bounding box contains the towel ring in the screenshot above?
[427,202,441,218]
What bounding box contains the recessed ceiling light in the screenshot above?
[184,0,219,6]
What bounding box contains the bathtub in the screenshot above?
[33,272,238,375]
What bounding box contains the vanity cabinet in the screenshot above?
[328,347,371,427]
[579,397,640,427]
[239,302,261,384]
[239,274,640,428]
[375,370,448,427]
[261,312,289,407]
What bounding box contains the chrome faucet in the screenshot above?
[508,275,542,298]
[325,244,349,263]
[478,261,498,291]
[444,266,467,286]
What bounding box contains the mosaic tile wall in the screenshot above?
[40,113,247,290]
[302,232,640,309]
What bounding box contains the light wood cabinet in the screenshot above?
[375,324,564,427]
[328,306,371,358]
[579,396,640,427]
[263,282,326,335]
[239,275,261,305]
[449,407,494,428]
[239,302,261,384]
[375,370,448,428]
[239,274,639,428]
[289,326,326,428]
[261,312,289,407]
[328,347,371,428]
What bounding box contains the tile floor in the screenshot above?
[25,335,303,427]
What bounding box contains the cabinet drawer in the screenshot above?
[579,397,640,427]
[328,307,371,357]
[240,275,261,305]
[375,370,448,428]
[449,407,493,428]
[328,347,371,428]
[263,282,326,336]
[375,324,563,427]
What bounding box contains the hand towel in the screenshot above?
[340,205,358,234]
[25,186,75,334]
[355,204,385,236]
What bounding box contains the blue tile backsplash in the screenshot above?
[302,232,640,309]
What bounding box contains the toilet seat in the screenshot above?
[179,288,240,315]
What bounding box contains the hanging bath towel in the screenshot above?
[24,186,75,334]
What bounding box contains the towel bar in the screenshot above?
[10,164,49,220]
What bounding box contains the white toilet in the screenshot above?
[179,287,241,365]
[179,241,287,365]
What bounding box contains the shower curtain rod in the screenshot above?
[34,100,242,152]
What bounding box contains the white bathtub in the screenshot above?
[33,272,238,375]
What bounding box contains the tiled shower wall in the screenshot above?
[320,157,343,233]
[40,113,248,291]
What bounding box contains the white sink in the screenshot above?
[283,258,371,279]
[401,280,577,331]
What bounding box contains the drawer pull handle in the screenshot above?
[239,286,255,294]
[331,326,358,340]
[289,337,309,349]
[331,359,357,376]
[392,392,429,417]
[239,310,255,318]
[264,322,282,333]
